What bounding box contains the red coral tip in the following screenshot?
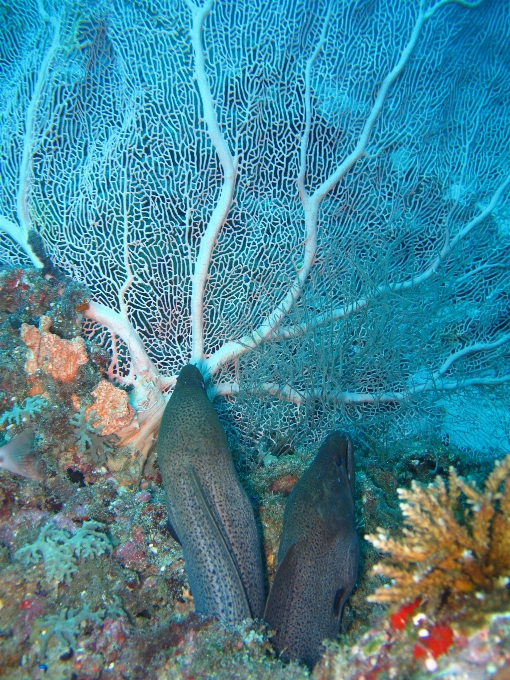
[390,597,422,630]
[426,625,454,659]
[413,643,426,659]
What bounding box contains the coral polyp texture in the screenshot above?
[21,315,89,383]
[85,380,135,436]
[15,519,111,585]
[366,455,510,614]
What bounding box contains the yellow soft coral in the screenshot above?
[366,455,510,611]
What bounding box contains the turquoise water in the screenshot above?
[0,0,509,677]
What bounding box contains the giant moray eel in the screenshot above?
[157,364,265,623]
[264,431,359,667]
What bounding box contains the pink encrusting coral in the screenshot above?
[85,379,135,436]
[21,315,88,383]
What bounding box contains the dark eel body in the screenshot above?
[157,364,265,623]
[264,431,359,667]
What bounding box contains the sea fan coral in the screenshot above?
[365,455,510,612]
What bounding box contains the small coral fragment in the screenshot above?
[366,455,510,613]
[389,598,421,630]
[85,379,134,435]
[37,604,106,658]
[413,624,454,660]
[0,396,46,427]
[268,473,299,496]
[21,315,88,383]
[16,519,111,584]
[71,407,118,463]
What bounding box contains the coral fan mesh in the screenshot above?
[1,0,509,459]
